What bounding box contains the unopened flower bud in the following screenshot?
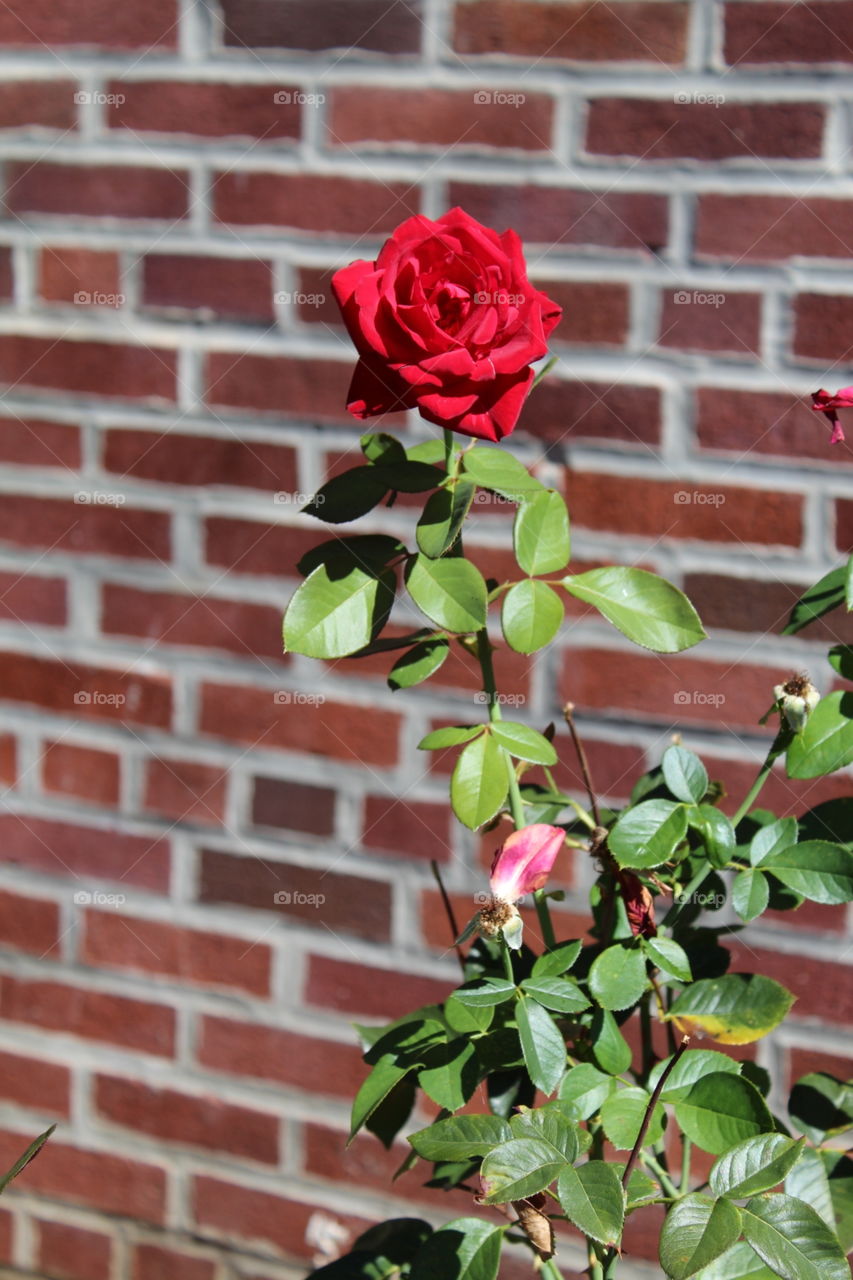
[773,673,820,733]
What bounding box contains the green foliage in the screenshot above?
[557,1161,625,1244]
[562,566,706,653]
[660,1194,742,1279]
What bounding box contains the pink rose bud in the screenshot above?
[489,824,565,904]
[332,207,562,442]
[811,387,853,444]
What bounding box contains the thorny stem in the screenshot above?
[622,1036,690,1192]
[430,859,466,976]
[563,702,601,827]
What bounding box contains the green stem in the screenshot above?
[476,627,527,829]
[534,889,557,949]
[641,1151,680,1199]
[442,426,455,471]
[730,727,792,828]
[540,1258,565,1280]
[500,936,515,983]
[680,1135,692,1195]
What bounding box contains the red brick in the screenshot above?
[39,247,121,305]
[455,1,688,61]
[101,583,283,661]
[133,1243,216,1280]
[0,653,172,729]
[0,246,10,298]
[330,87,553,150]
[305,954,449,1019]
[251,776,336,836]
[695,386,853,467]
[220,0,422,52]
[0,418,80,469]
[142,757,227,826]
[696,195,853,262]
[362,795,453,863]
[550,733,648,805]
[0,80,77,131]
[793,292,853,362]
[109,81,299,142]
[83,911,271,996]
[104,425,294,489]
[140,254,274,322]
[294,266,342,327]
[199,680,401,765]
[193,1175,367,1259]
[0,734,14,785]
[205,516,320,577]
[0,336,176,402]
[565,471,803,546]
[7,162,188,221]
[0,888,60,956]
[537,279,629,347]
[705,751,853,822]
[517,378,660,447]
[659,289,761,355]
[0,1048,70,1116]
[725,2,853,64]
[0,1207,12,1263]
[0,1129,166,1221]
[787,1045,853,1087]
[206,351,353,418]
[838,498,853,551]
[0,495,170,558]
[214,171,419,234]
[199,847,392,942]
[586,99,824,161]
[0,0,176,48]
[95,1075,279,1162]
[36,1219,112,1280]
[728,944,853,1026]
[0,813,169,890]
[449,180,668,251]
[561,647,789,731]
[684,571,853,644]
[0,976,175,1056]
[0,571,67,625]
[42,741,120,807]
[198,1016,364,1096]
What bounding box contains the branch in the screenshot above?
[622,1035,691,1191]
[430,859,466,975]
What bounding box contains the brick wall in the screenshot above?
[0,1,851,1276]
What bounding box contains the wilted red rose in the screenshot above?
[332,207,561,442]
[811,386,853,444]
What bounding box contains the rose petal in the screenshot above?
[489,824,565,902]
[346,356,416,418]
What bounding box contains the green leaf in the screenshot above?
[589,943,648,1011]
[409,1217,504,1280]
[694,1240,778,1279]
[284,562,395,659]
[711,1134,806,1200]
[407,439,446,464]
[406,555,488,633]
[732,869,770,922]
[663,745,710,804]
[377,459,442,493]
[782,565,847,635]
[361,431,406,465]
[516,995,566,1095]
[787,691,853,779]
[350,1057,413,1144]
[559,1063,618,1120]
[509,1102,579,1162]
[297,533,404,579]
[444,993,493,1034]
[789,1073,853,1145]
[418,725,483,750]
[462,446,544,502]
[520,975,590,1014]
[489,722,557,766]
[689,805,736,870]
[609,799,689,870]
[660,1193,742,1280]
[675,1073,774,1155]
[365,1074,416,1149]
[557,1161,625,1245]
[479,1137,566,1204]
[750,817,798,866]
[513,489,570,575]
[591,1008,632,1075]
[409,1114,511,1162]
[562,567,706,653]
[828,644,853,681]
[454,979,517,1007]
[388,639,449,690]
[451,732,509,829]
[666,975,795,1046]
[785,1146,837,1229]
[762,840,853,904]
[501,578,564,654]
[741,1193,852,1280]
[418,1035,479,1112]
[303,465,390,523]
[648,1050,741,1103]
[0,1126,54,1195]
[416,480,476,558]
[600,1085,665,1150]
[643,936,693,983]
[532,940,582,978]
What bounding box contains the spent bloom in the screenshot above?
[774,673,820,733]
[811,387,853,444]
[476,824,565,950]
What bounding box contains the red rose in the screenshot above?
[332,207,561,442]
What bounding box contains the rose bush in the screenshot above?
[332,206,561,441]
